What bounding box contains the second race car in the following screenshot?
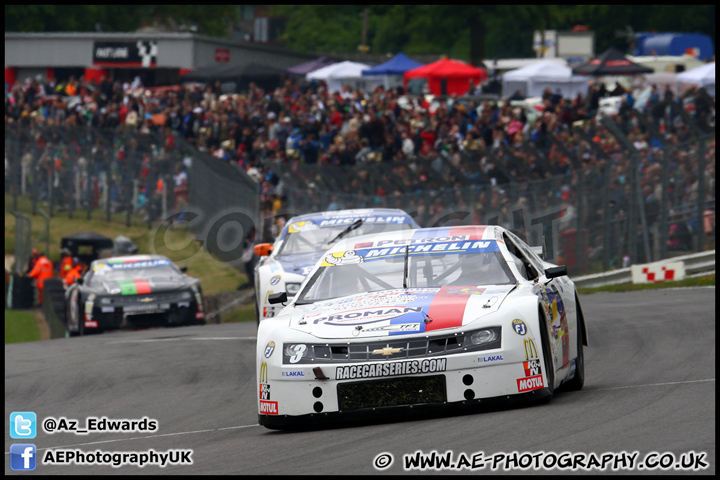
[64,254,205,335]
[253,208,419,324]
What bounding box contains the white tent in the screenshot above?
[676,62,715,97]
[502,60,590,99]
[306,60,383,93]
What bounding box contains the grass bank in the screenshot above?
[5,309,41,344]
[5,194,244,295]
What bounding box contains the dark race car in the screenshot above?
[64,255,205,335]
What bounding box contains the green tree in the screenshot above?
[5,5,238,38]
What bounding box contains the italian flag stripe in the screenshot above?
[118,279,137,295]
[133,279,152,294]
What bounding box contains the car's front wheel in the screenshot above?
[562,295,586,391]
[539,307,555,398]
[67,304,83,337]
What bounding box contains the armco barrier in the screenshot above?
[41,282,69,339]
[573,250,715,289]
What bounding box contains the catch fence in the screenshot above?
[5,124,259,265]
[259,111,715,276]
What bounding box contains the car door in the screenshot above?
[505,232,570,370]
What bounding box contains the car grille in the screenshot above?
[283,327,501,364]
[338,375,446,411]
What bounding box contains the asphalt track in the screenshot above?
[5,288,715,475]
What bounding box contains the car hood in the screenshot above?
[89,278,191,295]
[289,285,515,340]
[273,252,325,277]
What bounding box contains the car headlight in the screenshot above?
[285,283,302,296]
[284,344,309,363]
[100,297,112,304]
[470,328,499,346]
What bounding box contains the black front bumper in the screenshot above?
[258,388,552,430]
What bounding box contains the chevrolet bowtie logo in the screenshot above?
[139,297,154,303]
[372,346,403,356]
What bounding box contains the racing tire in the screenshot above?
[538,306,555,399]
[67,302,84,337]
[562,297,586,391]
[255,298,260,328]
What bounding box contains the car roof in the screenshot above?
[277,208,418,242]
[286,208,417,224]
[329,225,504,252]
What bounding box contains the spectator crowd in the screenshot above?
[5,70,715,269]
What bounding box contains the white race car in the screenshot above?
[253,208,419,324]
[256,225,587,429]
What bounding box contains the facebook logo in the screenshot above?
[10,444,37,471]
[10,411,37,439]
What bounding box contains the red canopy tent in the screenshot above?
[404,59,487,96]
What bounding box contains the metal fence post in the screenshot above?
[48,166,54,217]
[105,173,111,222]
[161,179,167,221]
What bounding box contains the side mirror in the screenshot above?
[180,266,188,273]
[268,292,287,305]
[254,243,273,257]
[544,265,567,280]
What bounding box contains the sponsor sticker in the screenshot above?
[523,359,542,377]
[523,338,538,360]
[288,221,318,233]
[281,370,306,378]
[335,358,447,380]
[517,374,544,392]
[307,306,423,326]
[320,250,364,267]
[270,275,281,286]
[361,323,421,333]
[264,341,276,358]
[259,400,279,415]
[259,361,268,383]
[259,384,270,400]
[479,354,504,363]
[512,319,528,336]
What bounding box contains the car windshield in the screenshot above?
[296,240,515,304]
[277,221,414,256]
[85,258,181,286]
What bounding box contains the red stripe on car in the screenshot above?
[133,279,152,294]
[425,286,471,332]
